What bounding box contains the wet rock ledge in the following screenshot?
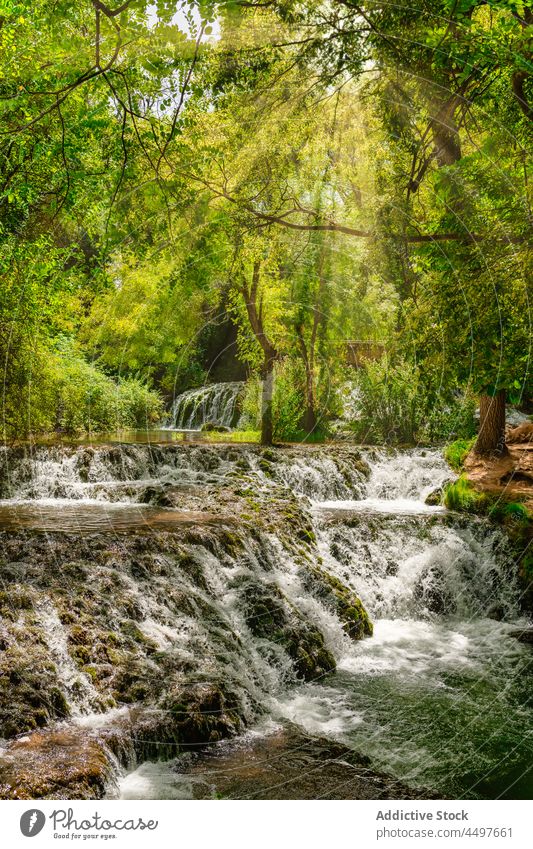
[164,726,441,800]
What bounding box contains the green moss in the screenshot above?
[444,477,531,524]
[120,620,158,653]
[0,588,33,610]
[49,687,70,716]
[489,501,530,523]
[258,458,274,476]
[177,555,208,591]
[82,665,99,682]
[443,476,489,512]
[159,682,242,750]
[219,530,243,555]
[71,644,91,664]
[444,438,475,472]
[241,581,336,681]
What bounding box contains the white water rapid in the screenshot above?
[0,442,530,800]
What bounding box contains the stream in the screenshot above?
[0,441,531,800]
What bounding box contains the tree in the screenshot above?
[202,1,532,451]
[237,259,279,443]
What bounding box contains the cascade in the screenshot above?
[0,443,368,503]
[0,442,530,800]
[170,382,245,430]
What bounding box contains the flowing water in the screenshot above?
[0,443,531,800]
[169,382,244,430]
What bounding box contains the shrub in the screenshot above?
[25,339,165,436]
[53,344,163,434]
[114,376,165,429]
[238,362,327,443]
[272,361,306,441]
[346,356,477,444]
[348,357,423,444]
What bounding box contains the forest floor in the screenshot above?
[465,444,533,512]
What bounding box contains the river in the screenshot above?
[0,441,531,800]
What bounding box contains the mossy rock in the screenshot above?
[258,458,274,476]
[424,487,444,506]
[157,682,242,753]
[120,619,158,653]
[0,633,72,737]
[301,565,373,640]
[241,581,336,681]
[0,731,113,800]
[201,422,230,433]
[110,657,161,704]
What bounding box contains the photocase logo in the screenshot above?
[20,810,46,837]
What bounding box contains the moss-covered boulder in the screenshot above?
[241,581,336,681]
[301,565,373,640]
[160,682,242,749]
[0,731,113,800]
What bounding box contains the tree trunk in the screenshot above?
[474,390,507,456]
[431,99,462,167]
[239,259,278,446]
[303,364,317,436]
[261,358,275,445]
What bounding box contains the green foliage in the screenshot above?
[81,252,215,394]
[272,362,306,442]
[3,339,163,439]
[348,357,422,444]
[239,366,304,442]
[203,429,260,443]
[50,343,163,434]
[346,356,478,444]
[240,363,331,443]
[0,1,529,444]
[444,438,476,472]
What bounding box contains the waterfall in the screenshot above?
[0,443,369,503]
[170,382,244,430]
[316,513,519,621]
[0,442,530,800]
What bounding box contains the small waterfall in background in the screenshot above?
[170,382,245,430]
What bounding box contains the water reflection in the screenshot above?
[0,501,225,533]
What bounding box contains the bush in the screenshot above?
[51,344,163,433]
[272,361,306,441]
[113,376,165,429]
[238,376,262,431]
[424,395,478,442]
[238,362,327,443]
[347,357,422,443]
[2,339,164,438]
[346,356,477,444]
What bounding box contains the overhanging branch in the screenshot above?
[199,178,527,244]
